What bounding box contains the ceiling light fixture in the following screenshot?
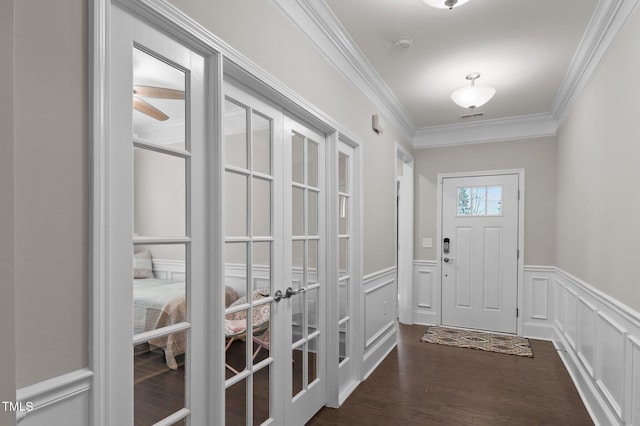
[450,73,496,109]
[422,0,470,10]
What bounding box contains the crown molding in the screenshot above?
[550,0,640,126]
[413,113,557,148]
[267,0,416,142]
[269,0,640,147]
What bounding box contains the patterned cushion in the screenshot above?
[133,249,154,279]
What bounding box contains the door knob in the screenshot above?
[273,289,284,302]
[285,286,306,299]
[443,257,454,263]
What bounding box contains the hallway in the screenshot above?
[309,324,592,425]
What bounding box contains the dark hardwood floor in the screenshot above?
[133,324,592,425]
[308,324,593,426]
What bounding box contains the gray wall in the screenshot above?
[556,7,640,312]
[13,0,88,387]
[168,0,408,274]
[414,136,557,266]
[0,0,16,422]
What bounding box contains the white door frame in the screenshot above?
[396,143,414,325]
[436,169,525,335]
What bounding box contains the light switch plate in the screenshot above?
[422,238,433,248]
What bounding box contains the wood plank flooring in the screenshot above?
[308,324,593,426]
[133,324,592,425]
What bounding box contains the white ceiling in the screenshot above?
[323,0,598,129]
[266,0,640,146]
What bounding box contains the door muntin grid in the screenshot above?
[223,96,275,426]
[132,44,192,424]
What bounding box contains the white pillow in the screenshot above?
[133,249,154,279]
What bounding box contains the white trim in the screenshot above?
[414,113,557,148]
[267,0,415,142]
[362,266,396,283]
[553,266,640,425]
[16,368,93,423]
[551,0,640,126]
[396,143,414,324]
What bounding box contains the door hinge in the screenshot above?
[518,190,520,200]
[517,249,520,259]
[517,308,519,317]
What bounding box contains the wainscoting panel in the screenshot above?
[554,268,640,426]
[362,267,397,379]
[413,261,438,325]
[630,337,640,425]
[578,297,597,377]
[595,312,627,420]
[16,368,92,426]
[522,266,555,339]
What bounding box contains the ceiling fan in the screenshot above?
[133,85,185,121]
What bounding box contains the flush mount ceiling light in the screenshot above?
[450,73,496,109]
[422,0,470,10]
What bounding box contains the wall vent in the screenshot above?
[459,112,484,119]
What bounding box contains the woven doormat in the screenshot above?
[421,326,533,357]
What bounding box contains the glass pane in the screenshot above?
[133,245,187,336]
[134,344,186,424]
[225,242,248,302]
[307,240,318,285]
[224,99,248,169]
[487,185,503,215]
[292,346,304,398]
[338,279,349,320]
[133,148,186,237]
[307,140,318,188]
[292,187,304,236]
[292,239,304,281]
[339,237,348,276]
[225,171,248,237]
[308,337,318,386]
[339,321,348,364]
[470,186,487,215]
[339,195,349,235]
[133,47,186,149]
[252,177,271,237]
[306,287,318,336]
[225,377,247,425]
[457,187,470,215]
[252,242,272,294]
[292,132,304,184]
[252,112,271,175]
[338,152,348,193]
[252,302,271,366]
[253,365,271,425]
[308,190,318,236]
[225,307,248,378]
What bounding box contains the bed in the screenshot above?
[133,278,241,370]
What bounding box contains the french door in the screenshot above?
[441,173,520,334]
[223,81,326,425]
[108,5,208,424]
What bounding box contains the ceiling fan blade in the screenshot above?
[133,85,185,100]
[133,96,169,121]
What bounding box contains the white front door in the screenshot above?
[441,174,519,334]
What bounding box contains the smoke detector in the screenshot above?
[394,37,413,51]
